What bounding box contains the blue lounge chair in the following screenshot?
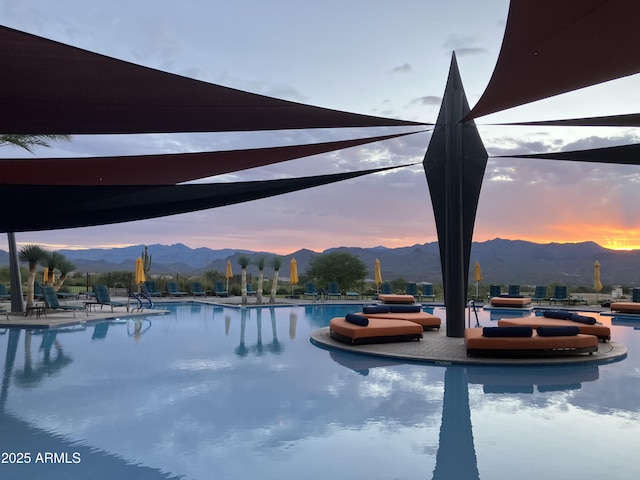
[92,284,128,312]
[214,281,228,297]
[42,286,87,317]
[420,283,435,301]
[0,284,11,301]
[406,282,418,297]
[191,282,208,297]
[327,282,342,299]
[489,285,502,298]
[532,285,548,303]
[508,284,521,296]
[304,282,319,300]
[144,281,163,298]
[380,283,392,295]
[550,285,569,305]
[246,284,257,296]
[166,281,188,297]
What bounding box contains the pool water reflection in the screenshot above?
[1,303,639,479]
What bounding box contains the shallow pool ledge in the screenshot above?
[310,327,627,367]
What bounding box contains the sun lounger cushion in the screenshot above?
[566,313,597,325]
[482,326,533,337]
[345,313,369,326]
[465,328,598,357]
[377,294,416,304]
[361,311,441,330]
[389,304,422,313]
[329,317,423,345]
[490,296,532,307]
[610,302,640,314]
[536,326,580,336]
[543,310,572,320]
[363,305,391,314]
[498,317,610,341]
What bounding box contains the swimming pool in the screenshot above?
[1,303,639,479]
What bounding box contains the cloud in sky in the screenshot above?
[2,0,640,253]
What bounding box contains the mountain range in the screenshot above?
[0,239,638,287]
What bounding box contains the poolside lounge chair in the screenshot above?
[508,284,520,296]
[92,284,128,312]
[329,315,423,345]
[42,286,87,317]
[246,284,257,296]
[498,313,611,342]
[550,286,569,305]
[490,296,532,308]
[214,281,228,297]
[304,282,319,300]
[405,282,418,297]
[33,281,44,300]
[191,282,208,297]
[610,302,640,314]
[532,285,548,303]
[419,283,435,302]
[464,327,598,357]
[361,304,441,331]
[489,285,502,298]
[380,283,392,295]
[0,284,11,301]
[144,281,163,298]
[166,281,188,297]
[378,294,416,304]
[326,282,342,300]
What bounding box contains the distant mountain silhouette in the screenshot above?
[1,239,638,287]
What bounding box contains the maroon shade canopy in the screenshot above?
[0,131,422,185]
[0,25,427,135]
[465,0,640,121]
[498,143,640,165]
[488,113,640,128]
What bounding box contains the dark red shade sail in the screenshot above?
[0,131,422,186]
[0,164,411,232]
[498,143,640,165]
[0,25,427,135]
[465,0,640,121]
[487,113,640,128]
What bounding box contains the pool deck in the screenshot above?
[0,295,629,366]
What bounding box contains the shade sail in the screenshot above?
[498,143,640,165]
[465,0,640,120]
[0,131,423,186]
[0,164,410,232]
[0,25,426,135]
[489,113,640,128]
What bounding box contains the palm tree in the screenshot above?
[269,256,282,304]
[54,258,77,290]
[3,134,72,313]
[255,257,266,305]
[237,255,250,305]
[18,244,47,310]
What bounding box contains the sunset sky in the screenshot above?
[2,0,640,254]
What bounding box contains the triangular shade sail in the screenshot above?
[0,25,426,135]
[466,0,640,120]
[0,164,409,232]
[489,113,640,128]
[499,143,640,165]
[0,131,421,185]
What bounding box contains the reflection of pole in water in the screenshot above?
[289,311,297,340]
[432,367,479,480]
[1,329,21,411]
[225,315,231,336]
[255,309,263,355]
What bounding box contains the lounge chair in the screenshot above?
[610,302,640,314]
[378,294,416,304]
[498,313,611,341]
[489,285,502,298]
[166,281,187,297]
[92,284,128,312]
[33,281,44,300]
[42,286,87,317]
[361,304,441,331]
[144,281,163,298]
[508,284,521,296]
[329,315,423,345]
[345,290,360,300]
[490,296,532,308]
[405,282,418,297]
[304,282,319,300]
[326,282,342,300]
[0,284,11,301]
[214,281,228,297]
[246,284,257,296]
[420,283,435,302]
[550,285,569,305]
[464,326,598,357]
[380,283,392,295]
[532,285,548,303]
[191,282,208,297]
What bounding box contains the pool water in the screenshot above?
[1,303,639,480]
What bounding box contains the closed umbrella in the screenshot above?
[135,257,145,285]
[594,260,603,302]
[474,262,483,299]
[225,260,233,293]
[375,258,383,293]
[43,267,49,286]
[290,258,298,296]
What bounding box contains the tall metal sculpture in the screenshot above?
[423,53,488,337]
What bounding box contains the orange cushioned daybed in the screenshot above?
[489,296,532,308]
[610,302,640,314]
[465,327,598,357]
[360,304,441,331]
[498,317,610,341]
[330,316,423,345]
[377,294,416,304]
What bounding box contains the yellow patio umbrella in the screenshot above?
[375,258,383,293]
[594,260,603,302]
[474,261,483,299]
[43,267,49,286]
[135,257,146,285]
[290,258,298,296]
[225,260,233,293]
